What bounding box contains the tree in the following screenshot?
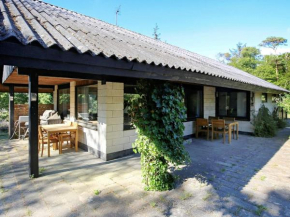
[130,80,190,191]
[153,23,161,40]
[277,94,290,113]
[38,93,53,104]
[259,37,288,81]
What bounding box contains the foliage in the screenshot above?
[217,38,290,91]
[0,93,8,110]
[259,37,287,51]
[94,190,100,195]
[38,93,53,104]
[0,109,9,121]
[272,108,287,129]
[130,80,190,191]
[277,93,290,113]
[252,105,277,137]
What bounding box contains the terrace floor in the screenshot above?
[0,127,290,217]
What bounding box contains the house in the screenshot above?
[0,0,288,177]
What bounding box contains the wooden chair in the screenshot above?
[211,119,230,144]
[38,126,59,157]
[208,116,219,123]
[223,117,235,139]
[58,122,78,154]
[196,118,209,140]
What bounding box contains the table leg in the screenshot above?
[75,130,78,152]
[48,131,50,157]
[229,124,231,144]
[237,123,239,140]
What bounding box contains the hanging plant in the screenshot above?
[129,80,190,191]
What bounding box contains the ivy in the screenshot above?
[129,80,190,191]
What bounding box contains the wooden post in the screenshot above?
[9,85,14,138]
[28,73,39,178]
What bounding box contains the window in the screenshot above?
[124,85,140,130]
[272,94,278,103]
[184,85,203,121]
[58,87,70,119]
[216,88,250,120]
[76,85,98,123]
[261,93,268,103]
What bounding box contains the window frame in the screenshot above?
[215,87,251,121]
[75,84,98,128]
[261,93,268,103]
[183,84,204,121]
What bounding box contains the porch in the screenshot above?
[1,126,290,216]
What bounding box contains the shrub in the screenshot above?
[252,105,277,137]
[130,80,190,191]
[272,108,287,129]
[0,109,8,121]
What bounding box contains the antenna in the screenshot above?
[115,5,121,26]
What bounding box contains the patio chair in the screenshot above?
[223,117,236,139]
[211,119,230,144]
[208,116,219,123]
[38,126,59,157]
[58,122,78,154]
[195,118,209,140]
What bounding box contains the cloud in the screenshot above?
[260,47,290,55]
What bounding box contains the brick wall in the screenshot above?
[14,104,54,122]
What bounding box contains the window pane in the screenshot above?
[217,90,248,118]
[58,88,70,119]
[124,93,140,130]
[77,85,98,121]
[237,92,247,117]
[184,89,203,120]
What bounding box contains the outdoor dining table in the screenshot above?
[41,123,78,157]
[208,120,239,141]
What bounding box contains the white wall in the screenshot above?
[204,86,216,119]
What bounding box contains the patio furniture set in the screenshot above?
[195,116,239,144]
[38,122,78,157]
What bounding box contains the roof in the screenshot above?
[0,0,288,92]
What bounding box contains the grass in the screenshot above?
[260,176,266,181]
[254,205,267,216]
[179,192,192,200]
[254,168,259,172]
[94,190,100,196]
[208,175,216,182]
[39,167,45,174]
[150,202,157,208]
[0,186,8,194]
[29,174,34,180]
[221,168,226,172]
[26,209,32,216]
[159,196,166,202]
[202,192,213,201]
[232,163,236,166]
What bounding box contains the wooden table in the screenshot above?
[225,121,239,141]
[41,124,78,157]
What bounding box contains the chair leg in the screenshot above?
[41,143,44,157]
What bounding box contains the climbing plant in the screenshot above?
[129,80,190,191]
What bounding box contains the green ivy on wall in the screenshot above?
[129,80,190,191]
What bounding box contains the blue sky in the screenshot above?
[45,0,290,59]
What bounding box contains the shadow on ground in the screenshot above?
[1,127,290,216]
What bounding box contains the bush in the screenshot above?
[272,108,287,129]
[252,105,277,137]
[0,109,8,121]
[130,80,190,191]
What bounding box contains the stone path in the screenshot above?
[0,127,290,217]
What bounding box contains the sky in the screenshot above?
[45,0,290,59]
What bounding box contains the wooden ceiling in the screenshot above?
[3,70,84,86]
[0,84,53,93]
